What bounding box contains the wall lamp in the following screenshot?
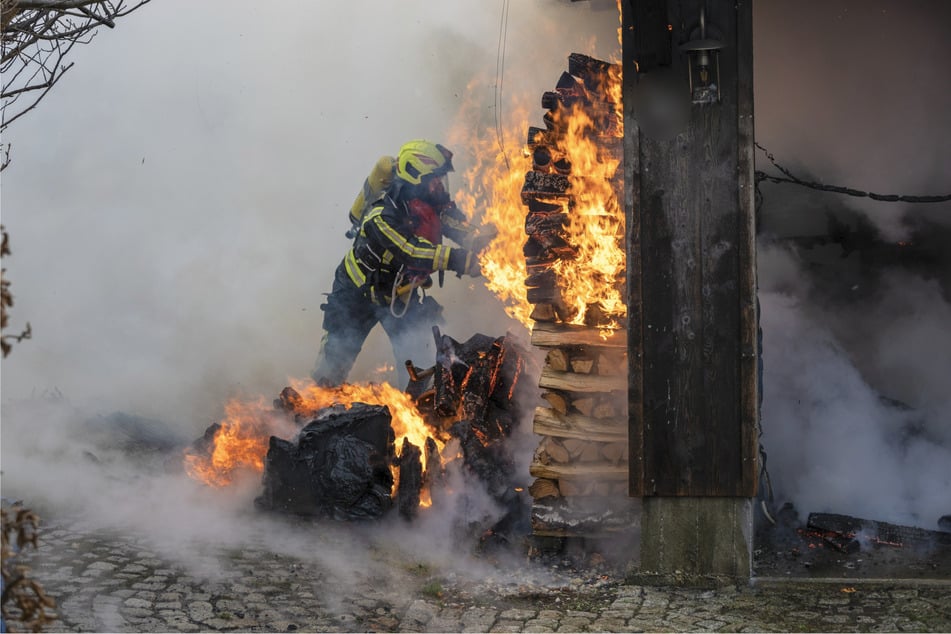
[679,6,723,104]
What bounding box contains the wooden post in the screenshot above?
[625,0,758,582]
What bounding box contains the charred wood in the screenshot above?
[527,198,565,214]
[397,438,422,520]
[522,170,571,202]
[807,513,951,548]
[555,70,588,101]
[451,420,515,501]
[567,52,620,95]
[525,267,557,290]
[525,212,569,239]
[274,386,303,413]
[527,126,551,147]
[423,436,443,506]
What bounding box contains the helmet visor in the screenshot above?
[423,173,451,206]
[435,144,454,173]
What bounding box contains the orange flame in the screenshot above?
[550,83,626,329]
[184,380,444,491]
[449,48,623,331]
[450,89,535,327]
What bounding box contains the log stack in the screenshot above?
[522,54,639,537]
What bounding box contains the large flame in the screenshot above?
[184,380,443,490]
[551,73,625,329]
[449,50,623,330]
[450,92,535,327]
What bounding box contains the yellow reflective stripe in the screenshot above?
[435,245,451,270]
[372,215,440,263]
[382,251,394,265]
[344,249,366,287]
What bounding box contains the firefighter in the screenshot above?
[312,139,484,387]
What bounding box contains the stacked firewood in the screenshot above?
[522,54,637,536]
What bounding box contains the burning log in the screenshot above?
[521,170,571,202]
[519,53,632,539]
[525,211,569,242]
[567,52,619,93]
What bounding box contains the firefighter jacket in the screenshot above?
[342,194,475,306]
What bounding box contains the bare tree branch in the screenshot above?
[1,0,150,357]
[1,0,151,132]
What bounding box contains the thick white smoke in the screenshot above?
[753,1,951,531]
[2,0,948,590]
[759,244,951,529]
[0,0,620,591]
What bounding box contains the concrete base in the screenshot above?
[638,497,753,583]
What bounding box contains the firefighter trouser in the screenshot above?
[311,275,444,387]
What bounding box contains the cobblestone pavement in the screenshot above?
[11,516,951,633]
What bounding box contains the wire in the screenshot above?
[754,142,951,204]
[494,0,511,172]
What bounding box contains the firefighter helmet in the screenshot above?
[396,140,454,185]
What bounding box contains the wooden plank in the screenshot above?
[630,0,756,497]
[736,0,759,497]
[533,406,626,442]
[622,0,644,498]
[529,461,627,481]
[630,0,671,73]
[538,367,627,393]
[531,321,626,349]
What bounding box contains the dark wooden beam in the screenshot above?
[627,0,758,497]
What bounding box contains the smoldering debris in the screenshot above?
[185,328,539,549]
[754,500,951,579]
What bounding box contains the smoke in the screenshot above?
[753,2,951,531]
[753,1,951,241]
[758,244,951,529]
[3,1,946,600]
[1,0,619,424]
[0,0,621,604]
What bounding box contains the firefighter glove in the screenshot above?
[448,248,481,278]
